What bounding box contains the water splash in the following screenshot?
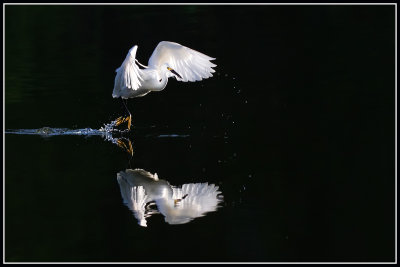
[5,119,190,141]
[5,119,136,154]
[5,119,122,137]
[5,119,129,144]
[6,127,101,136]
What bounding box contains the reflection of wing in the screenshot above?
[148,41,216,82]
[117,174,148,227]
[117,168,224,226]
[158,183,222,225]
[175,183,222,213]
[130,168,159,181]
[113,45,143,98]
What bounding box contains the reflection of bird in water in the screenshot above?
[117,169,223,227]
[115,137,133,156]
[101,131,134,156]
[112,41,217,130]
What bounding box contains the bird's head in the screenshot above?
[163,64,182,79]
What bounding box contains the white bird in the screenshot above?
[117,168,223,227]
[112,41,217,130]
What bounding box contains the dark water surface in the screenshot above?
[4,5,395,262]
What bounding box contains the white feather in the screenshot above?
[112,45,143,98]
[173,183,222,215]
[148,41,216,82]
[159,183,222,224]
[112,41,216,99]
[117,169,223,226]
[117,174,148,227]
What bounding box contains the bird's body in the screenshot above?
[112,41,216,129]
[112,41,216,99]
[113,67,168,99]
[117,168,223,227]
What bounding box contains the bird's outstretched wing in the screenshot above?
[148,41,216,82]
[158,183,222,224]
[113,45,143,93]
[117,173,148,227]
[178,183,222,214]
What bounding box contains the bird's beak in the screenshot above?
[167,67,182,79]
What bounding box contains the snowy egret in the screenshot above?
[117,168,223,227]
[112,41,217,130]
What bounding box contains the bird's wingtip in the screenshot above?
[128,45,139,56]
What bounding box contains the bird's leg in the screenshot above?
[115,99,132,130]
[127,115,132,130]
[116,138,133,156]
[115,116,129,126]
[122,99,132,130]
